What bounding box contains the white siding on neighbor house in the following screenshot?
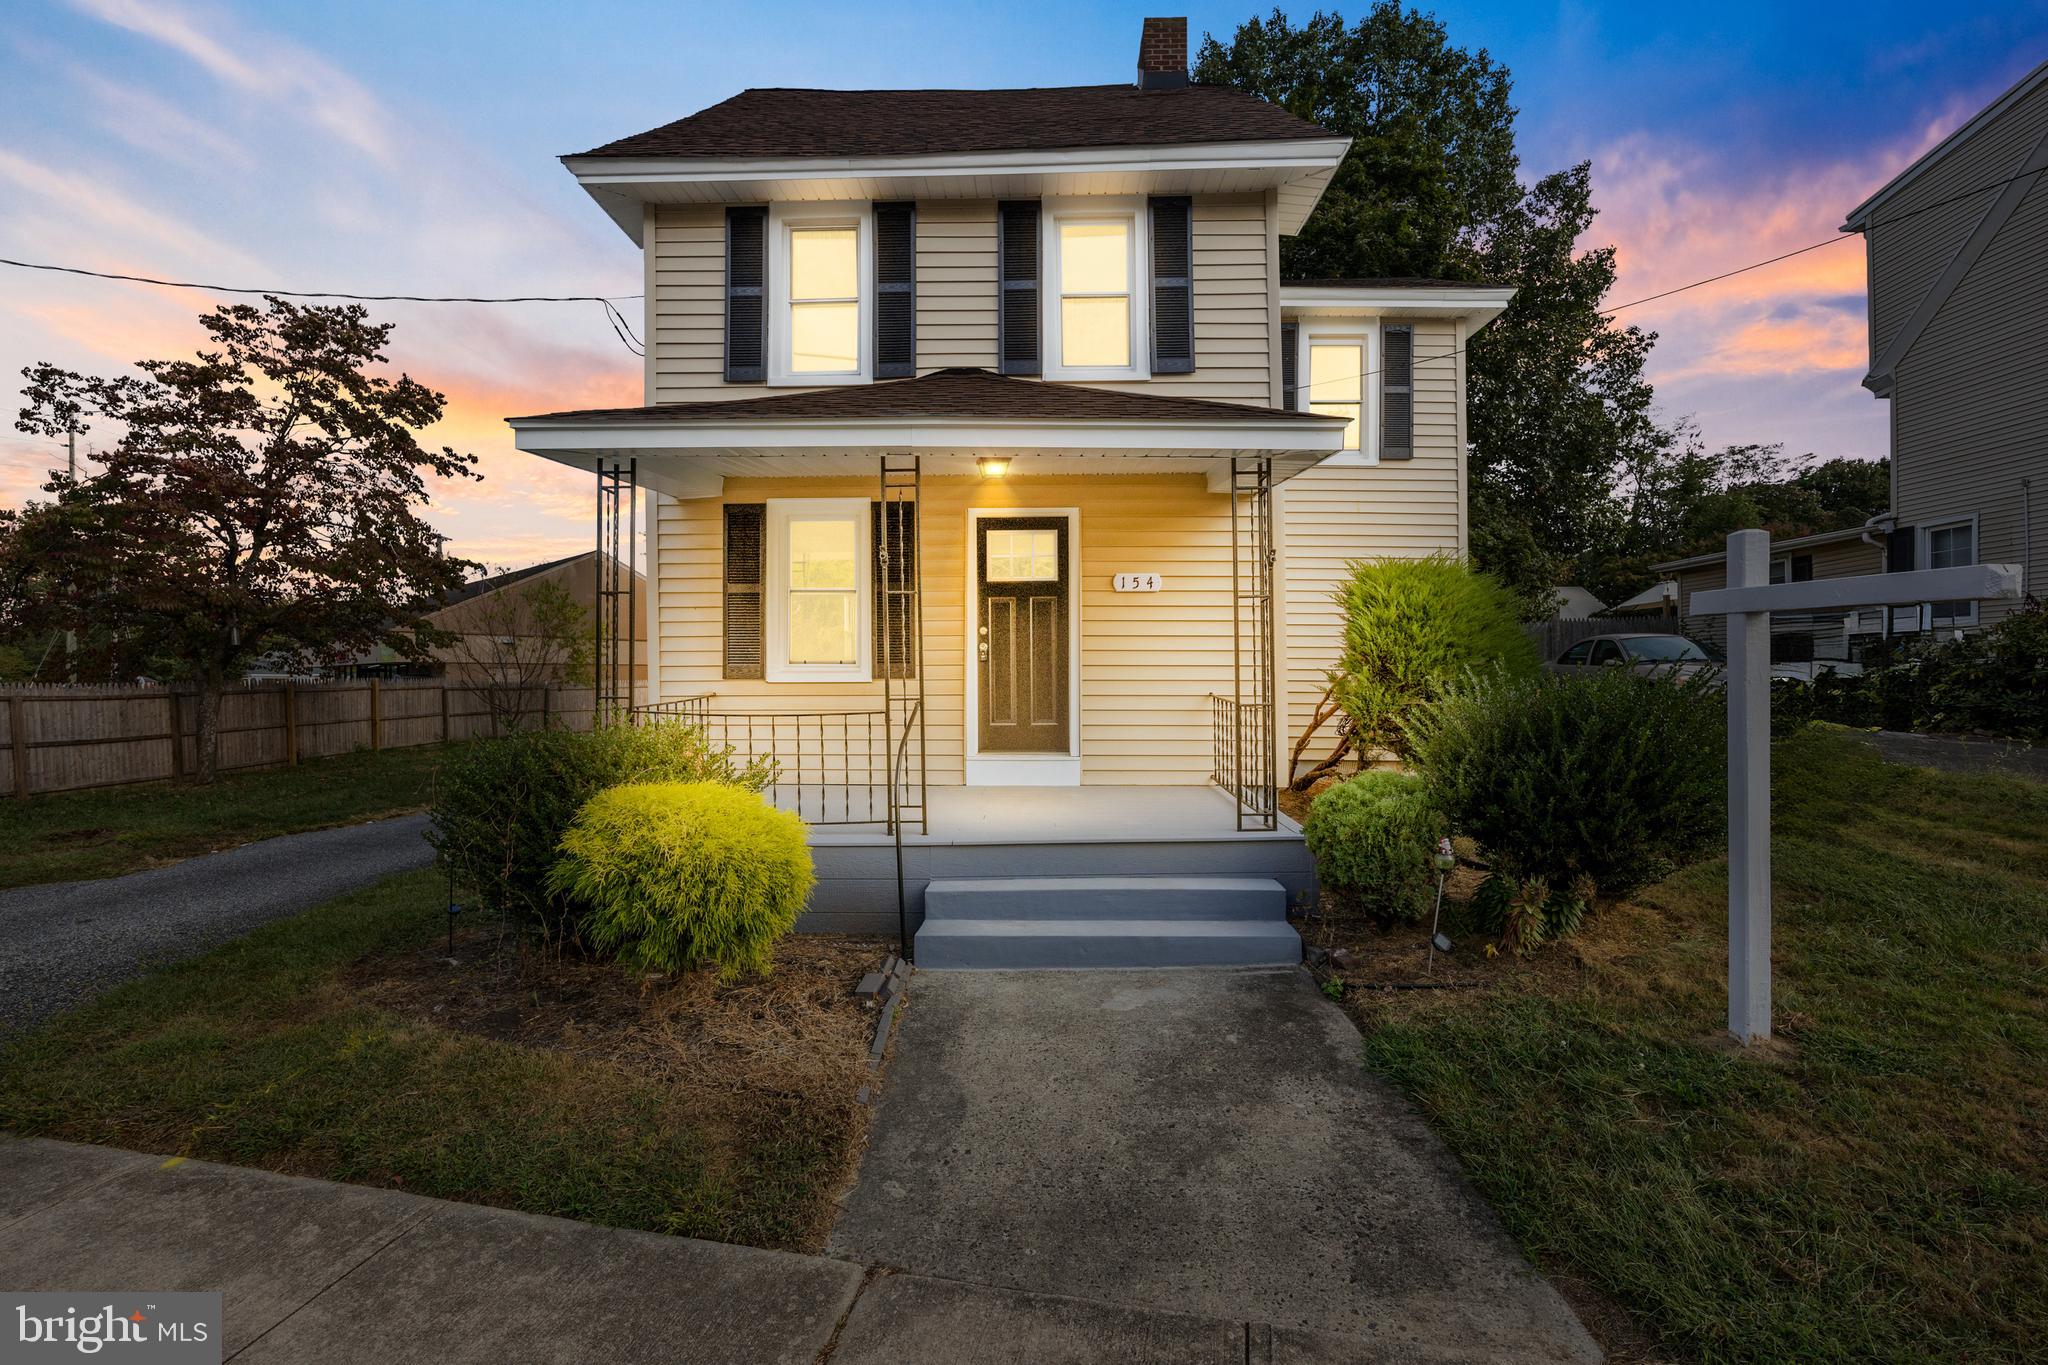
[1886,163,2048,629]
[1863,78,2048,373]
[647,194,1272,407]
[1275,316,1466,766]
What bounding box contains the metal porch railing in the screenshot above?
[1209,692,1277,827]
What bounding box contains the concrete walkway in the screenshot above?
[1852,729,2048,781]
[0,815,433,1037]
[2,1137,1457,1363]
[831,969,1600,1363]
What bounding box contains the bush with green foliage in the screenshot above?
[429,721,772,945]
[1771,602,2048,741]
[1329,555,1538,758]
[1409,667,1723,906]
[548,782,812,981]
[1303,770,1443,925]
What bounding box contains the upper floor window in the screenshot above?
[768,205,872,385]
[1296,327,1377,464]
[1043,200,1149,381]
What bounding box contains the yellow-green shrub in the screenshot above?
[546,782,813,981]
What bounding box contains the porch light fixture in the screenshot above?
[977,457,1010,479]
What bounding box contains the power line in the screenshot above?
[0,255,639,303]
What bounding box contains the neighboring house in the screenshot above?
[1548,586,1606,619]
[505,19,1513,956]
[1655,525,1886,667]
[1600,580,1677,620]
[1842,57,2048,633]
[429,552,646,685]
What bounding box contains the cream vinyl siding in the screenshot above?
[648,195,1272,406]
[1884,140,2048,630]
[650,474,1236,786]
[1275,317,1465,763]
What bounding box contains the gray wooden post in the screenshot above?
[1725,529,1773,1042]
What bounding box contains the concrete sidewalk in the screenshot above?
[0,814,433,1037]
[1,1137,1441,1363]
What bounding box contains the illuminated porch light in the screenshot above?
[977,457,1011,478]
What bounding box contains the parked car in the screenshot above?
[1549,634,1718,679]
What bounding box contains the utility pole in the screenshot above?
[63,427,78,679]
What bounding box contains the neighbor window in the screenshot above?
[765,499,870,680]
[1057,219,1133,369]
[1308,342,1365,452]
[1925,519,1977,627]
[789,227,860,374]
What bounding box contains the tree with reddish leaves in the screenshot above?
[0,297,480,781]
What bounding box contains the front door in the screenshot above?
[977,517,1070,753]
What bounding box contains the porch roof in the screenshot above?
[508,368,1348,496]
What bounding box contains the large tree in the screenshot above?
[1195,5,1663,613]
[1,298,479,780]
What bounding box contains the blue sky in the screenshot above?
[3,0,2045,562]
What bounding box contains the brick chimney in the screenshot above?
[1136,16,1188,90]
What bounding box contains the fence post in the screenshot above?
[169,692,185,779]
[369,677,382,751]
[440,681,451,743]
[1725,529,1773,1042]
[542,685,551,730]
[8,696,26,799]
[283,682,299,766]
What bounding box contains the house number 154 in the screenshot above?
[1113,573,1162,592]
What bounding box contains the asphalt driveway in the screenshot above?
[0,814,434,1038]
[831,968,1600,1363]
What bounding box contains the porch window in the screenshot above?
[1307,341,1365,453]
[1925,518,1977,627]
[765,499,872,681]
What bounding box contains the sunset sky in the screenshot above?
[3,1,2045,567]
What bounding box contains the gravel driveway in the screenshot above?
[0,814,434,1038]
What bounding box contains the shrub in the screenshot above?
[1409,667,1724,904]
[429,721,773,945]
[1470,871,1592,955]
[547,782,812,981]
[1329,555,1538,759]
[1302,770,1442,925]
[1770,603,2047,742]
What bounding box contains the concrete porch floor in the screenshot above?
[799,783,1300,845]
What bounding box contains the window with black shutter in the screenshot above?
[722,503,765,678]
[724,207,767,383]
[1148,196,1193,374]
[1280,321,1298,409]
[874,202,916,378]
[1380,324,1414,460]
[871,501,918,679]
[997,200,1041,376]
[1791,554,1815,582]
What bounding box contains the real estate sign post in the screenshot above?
[1692,529,2021,1043]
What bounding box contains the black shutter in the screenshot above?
[1381,324,1414,460]
[1280,321,1299,410]
[1791,554,1815,583]
[1149,196,1194,374]
[722,504,765,679]
[1887,526,1916,573]
[725,207,767,383]
[874,202,916,379]
[997,200,1040,376]
[871,502,917,679]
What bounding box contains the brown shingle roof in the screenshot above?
[509,368,1328,426]
[575,85,1334,160]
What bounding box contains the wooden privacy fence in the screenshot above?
[2,679,598,799]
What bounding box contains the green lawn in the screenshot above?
[1356,727,2047,1363]
[0,744,457,889]
[0,869,866,1251]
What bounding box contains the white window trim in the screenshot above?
[1041,197,1150,383]
[1293,323,1379,466]
[962,506,1082,785]
[767,203,873,386]
[764,497,872,682]
[1920,514,1980,628]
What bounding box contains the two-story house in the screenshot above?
[507,18,1513,963]
[1843,57,2046,634]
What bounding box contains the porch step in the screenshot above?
[914,917,1302,970]
[923,876,1287,923]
